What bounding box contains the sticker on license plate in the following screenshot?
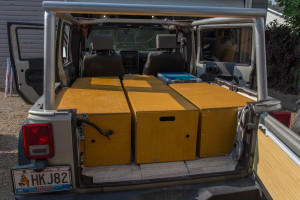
[12,166,71,194]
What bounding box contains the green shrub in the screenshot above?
[266,20,300,94]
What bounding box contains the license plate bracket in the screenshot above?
[12,166,72,194]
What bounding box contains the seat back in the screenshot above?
[83,34,124,77]
[143,34,185,76]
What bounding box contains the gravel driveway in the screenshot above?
[0,90,31,200]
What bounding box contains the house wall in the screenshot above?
[252,0,268,9]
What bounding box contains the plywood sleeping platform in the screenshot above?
[82,154,237,184]
[56,76,238,184]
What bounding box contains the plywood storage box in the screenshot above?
[123,75,199,164]
[56,77,131,166]
[170,83,253,157]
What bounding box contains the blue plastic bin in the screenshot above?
[157,72,201,85]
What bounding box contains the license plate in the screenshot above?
[12,166,71,194]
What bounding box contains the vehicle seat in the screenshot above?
[83,34,124,77]
[143,34,185,76]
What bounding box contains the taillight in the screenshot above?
[22,123,54,159]
[271,112,291,128]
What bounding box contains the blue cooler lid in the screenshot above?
[158,72,199,81]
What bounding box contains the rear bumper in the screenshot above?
[16,177,261,200]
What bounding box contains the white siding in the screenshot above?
[266,9,286,26]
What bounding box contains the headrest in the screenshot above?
[91,34,113,50]
[156,34,177,49]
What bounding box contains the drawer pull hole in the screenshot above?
[160,116,175,121]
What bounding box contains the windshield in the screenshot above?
[86,27,170,51]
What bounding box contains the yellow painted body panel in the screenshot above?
[56,77,131,166]
[124,75,199,164]
[254,129,300,200]
[170,83,253,157]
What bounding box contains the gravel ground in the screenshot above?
[0,89,31,200]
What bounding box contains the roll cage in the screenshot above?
[42,1,268,111]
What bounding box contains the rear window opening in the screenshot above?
[85,27,171,52]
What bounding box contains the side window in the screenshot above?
[62,24,71,64]
[201,27,252,64]
[16,28,43,60]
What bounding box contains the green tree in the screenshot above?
[276,0,300,30]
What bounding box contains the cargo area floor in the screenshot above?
[82,154,237,184]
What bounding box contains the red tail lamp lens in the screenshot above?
[22,123,54,159]
[271,112,291,128]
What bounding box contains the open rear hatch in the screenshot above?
[54,75,254,187]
